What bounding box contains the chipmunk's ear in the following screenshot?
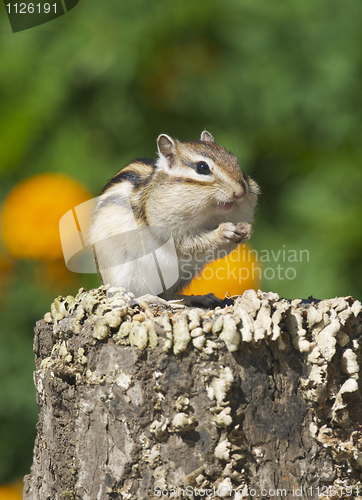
[200,130,215,143]
[157,134,177,168]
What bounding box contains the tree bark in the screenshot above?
[23,287,362,500]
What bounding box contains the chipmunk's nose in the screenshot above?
[233,185,245,199]
[233,179,247,199]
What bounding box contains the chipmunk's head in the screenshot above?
[155,131,259,222]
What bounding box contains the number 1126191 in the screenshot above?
[6,3,57,14]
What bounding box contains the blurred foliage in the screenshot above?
[0,0,362,484]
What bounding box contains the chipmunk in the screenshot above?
[88,131,259,308]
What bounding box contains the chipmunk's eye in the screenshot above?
[196,161,211,175]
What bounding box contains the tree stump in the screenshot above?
[23,287,362,500]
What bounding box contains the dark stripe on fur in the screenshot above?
[134,157,157,168]
[100,170,141,194]
[100,158,157,194]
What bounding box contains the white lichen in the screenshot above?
[130,323,148,350]
[351,300,362,317]
[51,296,68,322]
[217,477,233,497]
[117,321,133,339]
[59,342,72,363]
[236,307,254,343]
[236,289,261,318]
[146,320,158,348]
[92,317,110,340]
[207,367,234,406]
[192,335,206,350]
[219,315,240,352]
[212,315,224,334]
[115,371,132,390]
[76,348,87,365]
[190,327,203,338]
[214,407,233,428]
[171,413,196,432]
[316,318,340,362]
[149,416,170,441]
[44,312,53,323]
[202,321,213,334]
[271,300,290,341]
[341,349,359,377]
[103,308,126,328]
[188,308,202,330]
[215,439,231,461]
[156,312,173,352]
[204,340,218,355]
[253,299,272,341]
[173,312,190,355]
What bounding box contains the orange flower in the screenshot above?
[1,173,92,260]
[0,479,23,500]
[183,243,261,299]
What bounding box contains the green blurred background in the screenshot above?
[1,0,362,486]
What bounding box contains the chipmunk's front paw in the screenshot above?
[236,222,253,242]
[220,222,252,244]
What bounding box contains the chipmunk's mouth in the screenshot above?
[217,202,234,211]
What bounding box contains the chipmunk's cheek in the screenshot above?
[217,201,234,211]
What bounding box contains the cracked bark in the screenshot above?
[23,288,362,500]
